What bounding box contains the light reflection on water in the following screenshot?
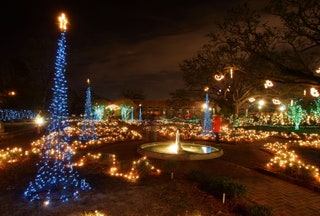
[144,143,217,155]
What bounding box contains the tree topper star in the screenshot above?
[58,13,68,31]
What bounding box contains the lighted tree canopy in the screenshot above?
[171,0,320,115]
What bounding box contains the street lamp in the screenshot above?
[35,115,44,134]
[202,103,207,109]
[8,91,16,96]
[279,105,286,112]
[258,99,265,110]
[5,90,17,108]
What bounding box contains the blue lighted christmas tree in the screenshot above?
[139,104,142,121]
[79,79,98,141]
[201,87,213,135]
[24,13,91,203]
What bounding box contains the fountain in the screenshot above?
[137,130,223,160]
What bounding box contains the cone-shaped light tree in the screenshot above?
[201,87,213,135]
[79,78,98,141]
[24,13,91,204]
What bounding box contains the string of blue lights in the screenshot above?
[201,91,213,135]
[79,84,98,141]
[0,109,36,121]
[24,28,91,203]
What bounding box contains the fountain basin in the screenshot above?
[137,142,223,161]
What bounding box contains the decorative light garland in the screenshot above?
[0,109,36,122]
[310,87,320,97]
[265,141,319,182]
[264,80,273,88]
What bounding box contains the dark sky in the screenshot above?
[2,0,267,101]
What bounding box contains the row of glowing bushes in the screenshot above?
[75,119,285,143]
[0,120,159,182]
[0,121,142,169]
[154,122,275,142]
[219,128,276,143]
[236,112,320,127]
[70,120,143,141]
[1,120,320,184]
[0,147,29,168]
[31,121,143,155]
[0,124,285,168]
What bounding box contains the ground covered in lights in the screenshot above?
[0,140,232,216]
[0,120,320,215]
[0,169,231,215]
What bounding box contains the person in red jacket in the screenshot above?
[213,114,222,144]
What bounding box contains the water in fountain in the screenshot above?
[137,130,223,161]
[176,130,182,151]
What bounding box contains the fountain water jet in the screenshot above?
[137,130,223,161]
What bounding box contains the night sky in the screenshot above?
[2,0,267,101]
